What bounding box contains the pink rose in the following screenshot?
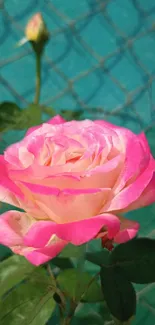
[0,116,155,266]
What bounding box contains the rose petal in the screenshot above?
[24,213,120,248]
[26,115,65,137]
[95,120,124,130]
[20,181,104,195]
[24,239,67,266]
[122,172,155,212]
[0,156,24,202]
[113,132,150,194]
[19,182,111,223]
[114,216,139,243]
[105,156,155,212]
[0,210,34,246]
[47,115,66,125]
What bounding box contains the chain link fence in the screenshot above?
[1,0,155,133]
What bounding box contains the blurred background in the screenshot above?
[1,0,155,324]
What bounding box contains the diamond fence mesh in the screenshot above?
[1,0,155,134]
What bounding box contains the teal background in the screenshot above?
[1,0,155,324]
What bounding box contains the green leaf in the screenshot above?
[0,102,21,131]
[51,257,74,269]
[53,292,62,304]
[0,102,20,114]
[0,268,55,325]
[74,313,103,325]
[99,301,113,324]
[57,269,103,303]
[76,244,86,273]
[100,265,136,322]
[0,245,12,261]
[75,301,112,324]
[42,106,56,117]
[0,102,42,132]
[110,238,155,284]
[59,243,86,259]
[0,255,35,298]
[86,249,110,266]
[15,104,42,130]
[61,109,83,121]
[24,104,42,126]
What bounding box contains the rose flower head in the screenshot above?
[0,116,155,265]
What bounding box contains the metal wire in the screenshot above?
[1,0,155,133]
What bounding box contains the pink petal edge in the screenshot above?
[114,220,139,243]
[26,115,66,136]
[24,240,67,266]
[24,213,121,248]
